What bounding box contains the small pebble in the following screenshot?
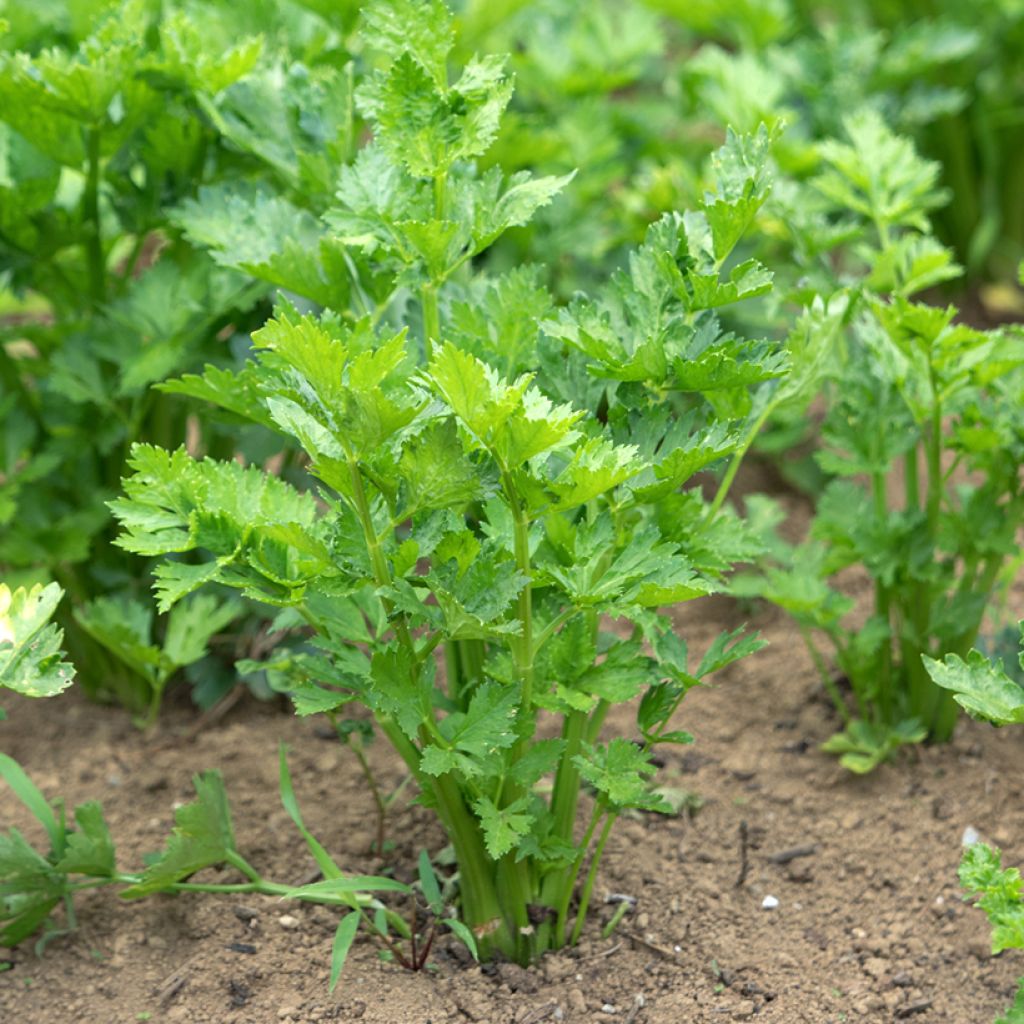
[762,895,779,910]
[961,825,981,847]
[567,988,586,1013]
[278,914,300,930]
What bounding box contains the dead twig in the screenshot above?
[580,941,622,960]
[735,820,750,887]
[766,843,818,865]
[619,929,680,962]
[624,994,646,1024]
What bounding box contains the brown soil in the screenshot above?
[2,494,1022,1023]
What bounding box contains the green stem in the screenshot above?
[496,854,534,965]
[421,283,440,364]
[708,402,774,519]
[926,395,943,535]
[444,641,464,707]
[904,449,919,512]
[224,850,263,884]
[431,772,512,959]
[570,811,616,946]
[549,713,587,849]
[584,700,610,745]
[508,494,535,761]
[83,127,105,307]
[871,471,893,719]
[554,801,603,947]
[140,678,167,731]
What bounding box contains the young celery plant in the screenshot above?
[0,747,458,986]
[109,193,785,964]
[736,116,1024,771]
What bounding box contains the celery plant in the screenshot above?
[738,115,1024,771]
[105,3,804,962]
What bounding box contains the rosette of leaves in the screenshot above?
[109,0,834,968]
[106,122,801,959]
[109,302,770,963]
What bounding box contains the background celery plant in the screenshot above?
[736,116,1024,772]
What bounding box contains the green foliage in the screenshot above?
[924,626,1024,726]
[0,0,324,712]
[0,751,115,947]
[739,122,1024,769]
[960,843,1024,1023]
[678,4,1024,280]
[107,1,782,967]
[1,751,441,966]
[0,583,74,702]
[74,593,242,727]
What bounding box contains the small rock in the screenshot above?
[862,957,888,980]
[732,1000,756,1020]
[853,995,884,1014]
[761,895,779,910]
[568,988,587,1013]
[233,905,259,923]
[635,912,650,929]
[278,914,301,930]
[961,826,981,847]
[278,1009,298,1021]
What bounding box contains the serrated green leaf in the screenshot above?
[55,803,115,878]
[0,583,74,698]
[121,772,236,899]
[471,795,533,859]
[574,738,660,810]
[923,648,1024,725]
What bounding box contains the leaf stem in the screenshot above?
[708,401,773,518]
[570,810,616,946]
[553,801,603,946]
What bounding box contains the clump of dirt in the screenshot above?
[2,583,1020,1024]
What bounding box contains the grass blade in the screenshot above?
[329,911,360,991]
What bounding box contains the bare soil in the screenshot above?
[2,499,1022,1023]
